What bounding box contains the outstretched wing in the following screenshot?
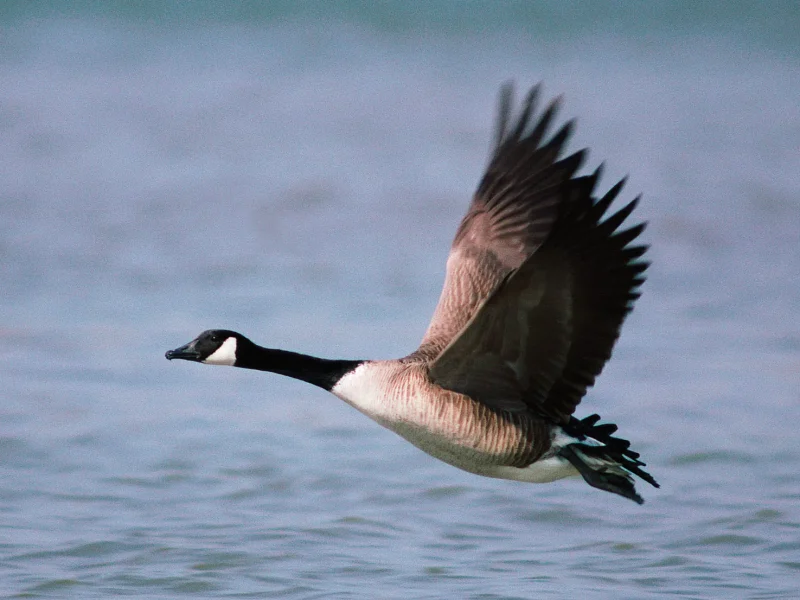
[428,168,648,423]
[412,83,585,361]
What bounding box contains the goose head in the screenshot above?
[166,329,244,366]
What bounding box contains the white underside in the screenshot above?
[489,455,579,483]
[482,429,582,483]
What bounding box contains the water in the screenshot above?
[2,3,800,598]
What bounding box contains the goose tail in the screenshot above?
[558,414,659,504]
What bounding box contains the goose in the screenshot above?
[166,83,658,503]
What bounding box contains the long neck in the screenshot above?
[235,340,362,391]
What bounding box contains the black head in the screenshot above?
[165,329,246,366]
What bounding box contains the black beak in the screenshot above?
[165,341,202,362]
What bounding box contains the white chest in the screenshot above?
[330,362,400,422]
[330,361,487,459]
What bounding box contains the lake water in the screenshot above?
[2,3,799,598]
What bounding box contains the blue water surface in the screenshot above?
[1,3,799,598]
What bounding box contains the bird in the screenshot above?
[166,83,658,504]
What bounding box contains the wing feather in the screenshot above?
[429,170,648,423]
[412,83,584,360]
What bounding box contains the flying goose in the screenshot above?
[167,83,658,503]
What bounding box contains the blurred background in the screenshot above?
[1,2,799,598]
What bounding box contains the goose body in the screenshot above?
[331,361,573,484]
[167,83,658,503]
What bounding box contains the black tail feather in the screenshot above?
[565,414,651,466]
[558,444,645,504]
[561,414,660,501]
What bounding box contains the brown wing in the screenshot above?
[411,83,585,361]
[428,169,648,424]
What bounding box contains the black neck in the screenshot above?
[234,339,362,391]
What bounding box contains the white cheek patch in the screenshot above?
[203,337,238,366]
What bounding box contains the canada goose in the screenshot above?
[167,83,658,503]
